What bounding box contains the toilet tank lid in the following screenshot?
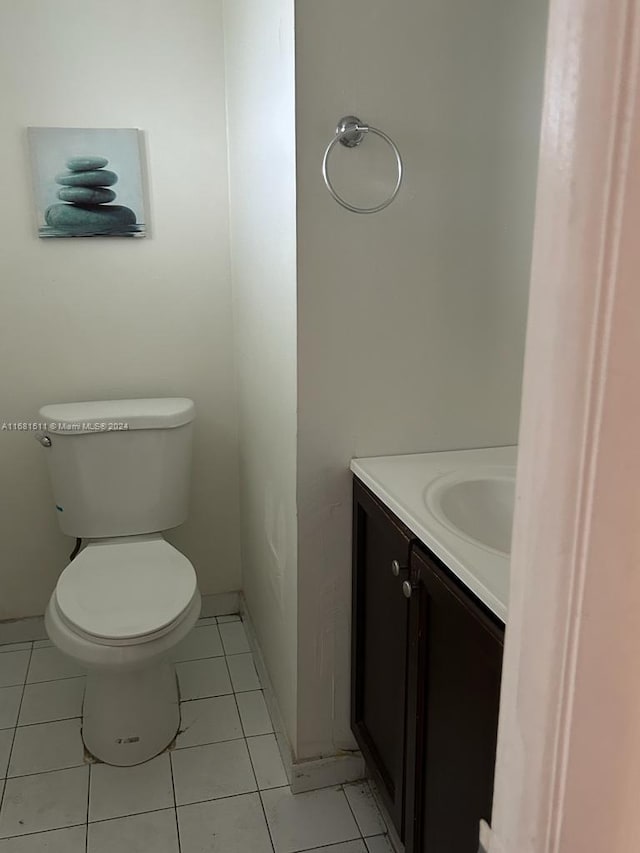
[38,398,195,433]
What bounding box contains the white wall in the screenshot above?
[223,1,299,748]
[0,0,241,619]
[294,0,548,759]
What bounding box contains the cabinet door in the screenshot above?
[352,479,414,837]
[405,546,504,853]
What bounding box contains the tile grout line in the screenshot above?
[4,759,89,783]
[341,783,368,842]
[365,780,392,843]
[0,641,34,816]
[4,804,188,841]
[0,821,86,843]
[244,728,277,853]
[295,839,369,853]
[174,730,247,753]
[256,787,277,853]
[231,678,251,740]
[88,804,175,824]
[243,728,268,796]
[346,782,394,849]
[225,649,261,795]
[221,653,235,702]
[89,791,273,823]
[85,762,91,853]
[168,749,183,853]
[87,804,180,828]
[240,735,259,799]
[14,713,83,730]
[234,623,279,853]
[23,674,86,687]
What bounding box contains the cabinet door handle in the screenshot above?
[402,580,413,599]
[391,559,407,577]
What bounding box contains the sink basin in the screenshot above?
[425,467,516,556]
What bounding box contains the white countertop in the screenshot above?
[351,446,517,622]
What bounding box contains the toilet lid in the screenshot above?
[55,538,197,641]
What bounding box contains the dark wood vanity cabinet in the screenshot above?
[351,478,413,832]
[352,478,504,853]
[404,545,504,852]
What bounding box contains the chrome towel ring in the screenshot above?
[322,115,403,214]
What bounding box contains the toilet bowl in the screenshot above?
[45,535,201,766]
[38,396,199,766]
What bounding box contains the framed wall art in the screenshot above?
[28,127,147,238]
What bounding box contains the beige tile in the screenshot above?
[344,782,386,837]
[247,734,288,790]
[227,653,260,692]
[236,691,273,736]
[176,657,231,701]
[0,731,12,779]
[178,793,272,853]
[0,653,29,689]
[0,687,21,730]
[87,809,179,853]
[26,648,84,684]
[0,766,89,837]
[9,719,84,777]
[176,695,242,749]
[261,786,360,853]
[88,753,174,822]
[19,678,84,726]
[171,625,224,663]
[219,622,250,655]
[171,739,256,806]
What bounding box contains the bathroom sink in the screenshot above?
[352,446,516,619]
[425,467,516,556]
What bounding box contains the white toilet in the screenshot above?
[38,398,201,767]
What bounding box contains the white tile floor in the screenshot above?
[0,615,393,853]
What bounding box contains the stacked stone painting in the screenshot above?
[28,127,147,238]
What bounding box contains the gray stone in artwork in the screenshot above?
[45,203,136,232]
[57,186,116,204]
[45,154,137,234]
[56,169,118,187]
[66,155,109,172]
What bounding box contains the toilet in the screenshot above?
[37,398,201,767]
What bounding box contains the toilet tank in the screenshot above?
[38,398,195,539]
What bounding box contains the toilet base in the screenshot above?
[45,585,200,767]
[83,660,180,766]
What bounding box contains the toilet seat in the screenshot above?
[54,536,197,646]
